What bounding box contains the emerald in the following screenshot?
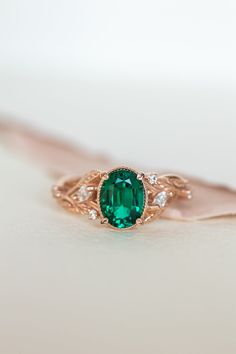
[99,168,145,229]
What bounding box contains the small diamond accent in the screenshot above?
[89,209,97,220]
[76,185,91,202]
[154,191,168,208]
[148,174,158,185]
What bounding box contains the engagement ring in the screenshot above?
[52,167,192,230]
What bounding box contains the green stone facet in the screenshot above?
[99,168,145,229]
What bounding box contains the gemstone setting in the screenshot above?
[154,191,168,208]
[99,168,146,229]
[88,209,98,220]
[76,185,91,202]
[147,173,158,185]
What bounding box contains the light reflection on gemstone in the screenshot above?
[154,191,168,208]
[89,209,97,220]
[76,185,91,202]
[148,174,158,185]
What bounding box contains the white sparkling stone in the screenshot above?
[89,209,97,220]
[154,191,168,208]
[76,185,91,202]
[148,174,158,185]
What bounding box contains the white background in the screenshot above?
[0,0,236,185]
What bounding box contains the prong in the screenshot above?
[137,172,145,180]
[103,173,109,180]
[101,217,108,224]
[136,218,143,225]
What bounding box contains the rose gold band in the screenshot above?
[52,167,192,230]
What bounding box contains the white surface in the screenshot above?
[0,0,236,80]
[1,146,236,354]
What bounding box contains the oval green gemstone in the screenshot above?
[99,168,145,229]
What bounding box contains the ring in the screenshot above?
[52,166,192,230]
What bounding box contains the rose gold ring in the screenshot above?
[52,166,192,230]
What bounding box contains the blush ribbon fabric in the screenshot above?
[1,118,236,221]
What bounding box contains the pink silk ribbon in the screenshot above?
[1,118,236,221]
